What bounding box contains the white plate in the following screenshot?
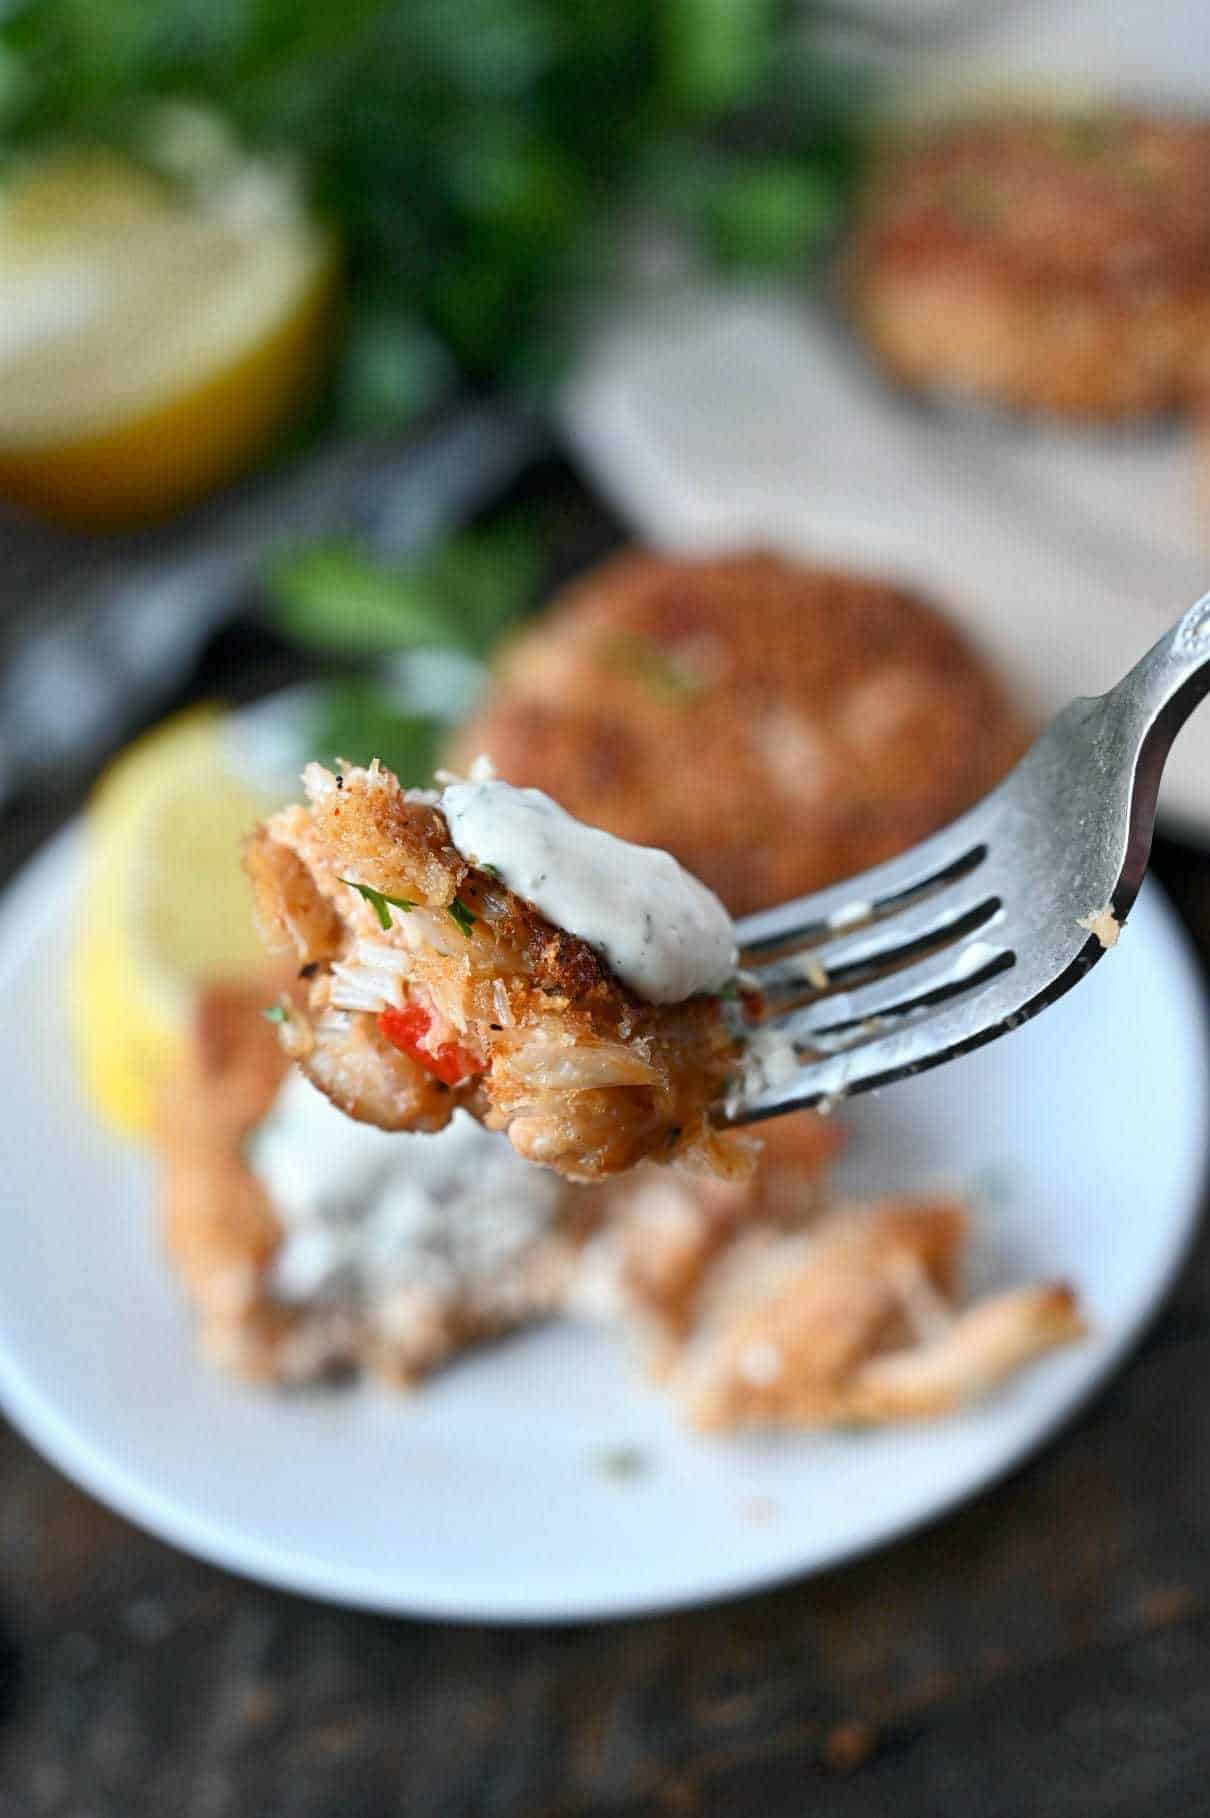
[0,828,1206,1621]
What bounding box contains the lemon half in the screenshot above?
[71,708,278,1137]
[0,150,337,529]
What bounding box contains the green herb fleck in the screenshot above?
[261,1003,289,1025]
[481,862,501,879]
[342,878,416,930]
[597,631,707,703]
[595,1445,647,1482]
[448,896,476,938]
[717,977,741,1000]
[1059,115,1119,159]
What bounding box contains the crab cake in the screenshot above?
[159,988,600,1386]
[246,762,746,1183]
[448,551,1027,918]
[846,110,1210,420]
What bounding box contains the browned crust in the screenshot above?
[846,110,1210,419]
[448,550,1028,917]
[157,985,301,1379]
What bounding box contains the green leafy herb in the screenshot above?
[0,3,858,415]
[704,159,840,270]
[269,518,541,660]
[341,877,415,930]
[481,862,501,879]
[447,896,476,938]
[272,543,454,655]
[716,977,741,1001]
[308,680,441,784]
[261,1003,289,1024]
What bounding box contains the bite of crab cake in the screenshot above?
[245,761,747,1183]
[159,987,602,1386]
[447,551,1027,918]
[845,110,1210,420]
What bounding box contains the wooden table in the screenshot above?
[0,824,1205,1817]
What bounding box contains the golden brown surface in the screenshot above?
[158,985,321,1382]
[846,111,1210,419]
[246,763,743,1181]
[449,551,1027,918]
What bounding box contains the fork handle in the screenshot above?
[1107,591,1210,876]
[1118,591,1210,747]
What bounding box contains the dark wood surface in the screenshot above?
[0,835,1205,1817]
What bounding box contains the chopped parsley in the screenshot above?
[261,1003,289,1025]
[447,896,476,938]
[597,631,708,703]
[717,977,741,1001]
[341,877,415,930]
[481,862,501,879]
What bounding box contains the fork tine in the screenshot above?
[748,887,1004,1018]
[779,936,1013,1046]
[722,974,1013,1124]
[736,831,989,961]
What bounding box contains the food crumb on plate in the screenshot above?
[594,1444,649,1481]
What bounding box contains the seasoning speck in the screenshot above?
[594,1445,648,1481]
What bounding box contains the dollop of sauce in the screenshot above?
[441,779,736,1004]
[250,1075,562,1311]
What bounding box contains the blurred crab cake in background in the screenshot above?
[845,110,1210,420]
[449,551,1027,918]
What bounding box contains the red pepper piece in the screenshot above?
[378,1003,483,1087]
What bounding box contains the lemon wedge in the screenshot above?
[70,708,278,1138]
[0,148,337,529]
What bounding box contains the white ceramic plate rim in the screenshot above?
[0,826,1207,1623]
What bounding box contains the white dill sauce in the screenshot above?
[441,779,736,1004]
[251,1076,562,1312]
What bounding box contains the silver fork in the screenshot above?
[721,593,1210,1127]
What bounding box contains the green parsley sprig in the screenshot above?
[447,897,476,938]
[341,877,416,930]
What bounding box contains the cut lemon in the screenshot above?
[70,708,280,1138]
[0,148,337,530]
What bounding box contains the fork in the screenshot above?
[721,592,1210,1126]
